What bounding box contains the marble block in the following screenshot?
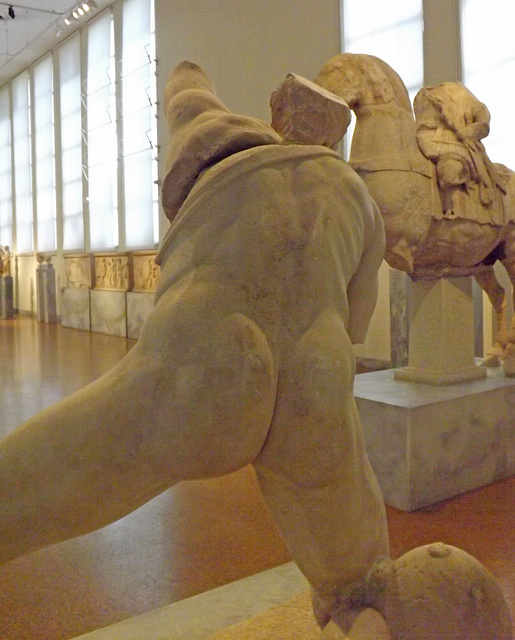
[36,264,57,323]
[127,292,154,339]
[355,367,515,511]
[0,276,14,318]
[90,290,127,337]
[61,288,91,331]
[394,276,486,385]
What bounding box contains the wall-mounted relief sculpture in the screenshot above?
[132,251,160,293]
[315,54,515,377]
[64,253,95,290]
[93,253,132,292]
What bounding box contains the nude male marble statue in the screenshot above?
[1,62,511,639]
[0,61,388,633]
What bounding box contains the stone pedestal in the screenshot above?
[36,263,57,323]
[90,289,127,337]
[61,288,91,331]
[0,275,14,318]
[355,367,515,511]
[127,291,154,339]
[394,276,485,385]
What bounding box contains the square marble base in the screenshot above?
[354,366,515,511]
[61,288,91,331]
[90,290,127,337]
[127,292,154,339]
[0,276,14,318]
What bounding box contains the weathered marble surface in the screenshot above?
[394,276,485,384]
[389,269,409,368]
[127,292,154,340]
[0,275,13,318]
[132,252,160,293]
[0,60,390,637]
[61,288,91,331]
[36,263,57,324]
[355,366,515,510]
[65,254,94,289]
[94,253,131,291]
[315,53,515,376]
[90,289,127,337]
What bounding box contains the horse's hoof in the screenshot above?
[481,354,502,367]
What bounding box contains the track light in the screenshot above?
[63,1,98,28]
[8,5,14,19]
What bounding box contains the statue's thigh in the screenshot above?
[256,308,361,487]
[138,295,278,479]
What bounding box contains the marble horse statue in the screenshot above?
[0,63,511,639]
[315,53,515,375]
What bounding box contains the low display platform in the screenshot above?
[354,365,515,511]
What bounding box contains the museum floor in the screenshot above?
[0,316,513,640]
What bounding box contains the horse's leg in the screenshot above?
[253,308,389,633]
[0,298,276,566]
[497,255,515,376]
[474,267,507,366]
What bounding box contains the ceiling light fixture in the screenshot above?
[62,0,98,28]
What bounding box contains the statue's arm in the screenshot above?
[346,199,385,344]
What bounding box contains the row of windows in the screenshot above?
[0,0,158,255]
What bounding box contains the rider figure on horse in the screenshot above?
[414,82,508,225]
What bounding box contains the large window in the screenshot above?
[121,0,159,248]
[461,0,515,168]
[341,0,424,157]
[59,34,84,251]
[12,71,33,255]
[0,86,12,248]
[342,0,423,99]
[86,10,118,250]
[33,55,56,253]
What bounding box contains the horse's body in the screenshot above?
[315,53,515,370]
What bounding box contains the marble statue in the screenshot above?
[0,245,10,276]
[0,60,389,635]
[322,543,513,639]
[0,61,511,639]
[35,251,52,264]
[315,53,515,375]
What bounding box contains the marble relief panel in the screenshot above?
[94,253,132,291]
[64,254,94,289]
[132,251,160,293]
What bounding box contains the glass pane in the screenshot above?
[0,86,12,247]
[33,55,56,252]
[59,34,84,251]
[461,0,515,168]
[12,72,33,254]
[124,150,154,247]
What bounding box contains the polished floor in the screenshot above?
[0,316,513,640]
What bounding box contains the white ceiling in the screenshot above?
[0,0,116,87]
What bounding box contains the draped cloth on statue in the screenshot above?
[414,82,513,226]
[156,144,379,343]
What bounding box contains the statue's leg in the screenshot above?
[253,307,389,632]
[0,293,277,565]
[474,266,507,366]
